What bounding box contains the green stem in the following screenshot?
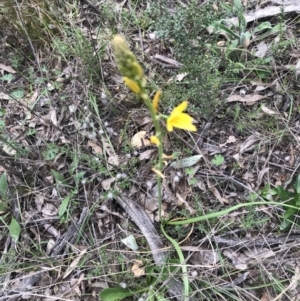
[143,95,163,221]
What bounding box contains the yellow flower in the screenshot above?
[150,135,160,146]
[162,153,173,159]
[152,90,161,113]
[123,77,140,94]
[167,101,197,132]
[151,167,165,178]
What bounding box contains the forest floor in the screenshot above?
[1,0,300,300]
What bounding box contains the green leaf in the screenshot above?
[233,0,242,10]
[59,193,72,218]
[121,234,139,251]
[0,74,14,83]
[280,219,292,231]
[254,22,272,33]
[217,24,240,39]
[51,170,71,188]
[156,294,169,301]
[43,144,60,160]
[99,287,143,301]
[9,217,21,242]
[74,171,86,186]
[170,155,202,169]
[10,89,24,99]
[211,154,225,166]
[0,172,7,198]
[277,186,293,201]
[51,170,66,183]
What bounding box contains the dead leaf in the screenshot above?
[101,177,115,190]
[49,109,58,126]
[2,144,16,155]
[255,42,269,58]
[175,72,188,81]
[0,92,10,100]
[35,195,44,212]
[260,291,272,301]
[102,138,115,156]
[139,149,155,160]
[226,94,266,104]
[208,180,229,205]
[223,249,248,270]
[108,155,120,166]
[176,193,196,214]
[0,63,16,73]
[88,140,102,154]
[220,135,237,147]
[63,249,87,279]
[239,134,261,154]
[261,104,277,116]
[131,260,145,277]
[131,131,151,148]
[42,203,58,216]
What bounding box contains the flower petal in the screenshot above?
[167,118,174,131]
[171,100,188,116]
[150,135,160,146]
[167,113,196,131]
[151,167,165,178]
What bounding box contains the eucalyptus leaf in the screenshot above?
[170,155,202,169]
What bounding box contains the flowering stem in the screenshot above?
[143,95,163,221]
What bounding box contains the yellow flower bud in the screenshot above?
[123,77,140,94]
[152,90,161,113]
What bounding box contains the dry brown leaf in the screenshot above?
[261,104,277,116]
[223,249,248,270]
[208,180,229,205]
[88,140,102,154]
[131,260,145,277]
[35,194,44,212]
[108,155,120,166]
[0,63,16,73]
[102,138,115,156]
[101,177,115,190]
[49,109,58,126]
[42,203,58,216]
[131,131,151,148]
[175,72,188,81]
[260,291,272,301]
[139,149,155,160]
[239,134,261,154]
[255,42,269,58]
[63,249,87,279]
[176,193,196,214]
[226,94,266,104]
[0,92,10,100]
[220,135,237,147]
